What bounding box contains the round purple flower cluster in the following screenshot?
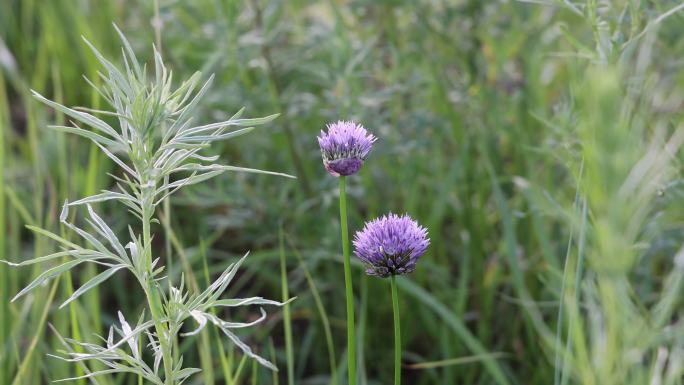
[353,213,430,278]
[317,121,377,177]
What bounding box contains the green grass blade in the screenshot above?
[279,228,295,385]
[398,279,511,385]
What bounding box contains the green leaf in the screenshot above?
[211,297,293,308]
[32,90,121,139]
[175,367,201,384]
[405,353,509,369]
[48,125,122,149]
[173,164,295,180]
[212,320,277,371]
[69,191,136,206]
[188,253,248,310]
[175,127,255,143]
[165,170,223,189]
[0,251,73,267]
[12,259,85,302]
[204,308,267,329]
[113,23,143,80]
[86,205,128,261]
[59,265,126,309]
[26,225,80,250]
[164,75,215,140]
[179,112,278,137]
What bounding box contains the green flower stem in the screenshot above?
[390,276,401,385]
[339,177,356,385]
[142,198,175,385]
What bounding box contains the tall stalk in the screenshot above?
[390,276,401,385]
[141,188,175,384]
[318,121,375,385]
[339,177,356,385]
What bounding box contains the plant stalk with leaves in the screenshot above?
[2,26,293,385]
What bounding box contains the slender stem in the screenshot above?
[142,198,175,385]
[289,236,337,385]
[153,0,162,50]
[279,228,295,385]
[390,276,401,385]
[339,177,356,385]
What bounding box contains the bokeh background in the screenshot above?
[2,1,684,384]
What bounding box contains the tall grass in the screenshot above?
[2,1,684,384]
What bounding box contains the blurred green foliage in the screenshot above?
[1,1,683,384]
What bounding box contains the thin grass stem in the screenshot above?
[339,177,356,385]
[287,235,338,385]
[279,228,295,385]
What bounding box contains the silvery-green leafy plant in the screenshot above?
[2,25,294,384]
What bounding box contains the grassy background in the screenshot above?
[1,1,684,384]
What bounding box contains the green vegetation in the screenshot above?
[1,1,683,384]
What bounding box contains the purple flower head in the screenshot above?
[353,213,430,278]
[317,121,376,177]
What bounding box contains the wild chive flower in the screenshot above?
[317,120,376,177]
[320,120,375,385]
[353,213,429,278]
